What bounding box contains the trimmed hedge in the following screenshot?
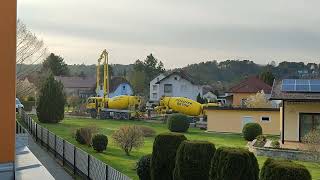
[260,158,311,180]
[137,154,152,180]
[209,147,259,180]
[174,140,216,180]
[150,133,187,180]
[92,134,108,152]
[167,114,190,133]
[242,123,262,141]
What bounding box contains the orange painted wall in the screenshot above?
[0,0,16,163]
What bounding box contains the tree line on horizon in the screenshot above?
[18,56,320,98]
[16,19,320,98]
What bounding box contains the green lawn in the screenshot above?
[32,117,320,180]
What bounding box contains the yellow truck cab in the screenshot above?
[86,97,104,118]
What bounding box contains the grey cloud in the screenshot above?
[17,0,320,65]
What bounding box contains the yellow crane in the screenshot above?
[86,50,142,119]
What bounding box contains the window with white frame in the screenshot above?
[152,85,157,91]
[152,93,157,99]
[261,116,270,122]
[164,84,173,93]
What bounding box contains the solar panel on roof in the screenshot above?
[295,79,309,85]
[282,84,295,91]
[310,85,320,92]
[310,80,320,85]
[281,79,320,92]
[282,79,295,84]
[296,85,309,91]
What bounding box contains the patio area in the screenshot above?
[14,126,73,180]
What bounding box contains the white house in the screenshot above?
[149,71,203,102]
[149,73,166,102]
[203,91,217,102]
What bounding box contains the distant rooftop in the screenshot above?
[156,70,200,85]
[228,76,272,94]
[54,76,96,88]
[109,76,131,92]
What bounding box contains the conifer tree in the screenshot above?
[37,74,66,123]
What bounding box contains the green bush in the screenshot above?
[37,74,66,123]
[112,125,144,156]
[271,140,280,148]
[242,123,262,141]
[260,158,311,180]
[150,133,187,180]
[209,147,259,180]
[75,126,97,146]
[167,114,190,133]
[137,154,152,180]
[174,140,216,180]
[21,101,35,111]
[92,134,108,152]
[75,128,86,144]
[27,96,35,101]
[254,135,267,147]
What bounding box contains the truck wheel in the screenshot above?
[90,110,97,119]
[114,112,120,120]
[121,113,129,120]
[100,111,107,119]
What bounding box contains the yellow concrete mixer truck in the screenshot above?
[155,96,218,120]
[86,50,142,120]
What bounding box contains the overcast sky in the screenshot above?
[18,0,320,68]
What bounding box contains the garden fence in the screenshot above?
[20,111,131,180]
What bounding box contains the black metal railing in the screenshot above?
[20,111,131,180]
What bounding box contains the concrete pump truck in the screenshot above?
[86,50,142,120]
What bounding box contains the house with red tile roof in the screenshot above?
[227,76,272,107]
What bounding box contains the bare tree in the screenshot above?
[16,20,48,97]
[112,125,144,156]
[245,90,272,108]
[16,78,36,98]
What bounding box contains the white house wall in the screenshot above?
[158,75,202,101]
[149,74,166,102]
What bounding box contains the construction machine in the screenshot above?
[155,96,218,124]
[86,50,142,120]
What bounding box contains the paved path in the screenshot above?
[27,135,74,180]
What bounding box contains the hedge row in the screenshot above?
[260,158,311,180]
[139,133,311,180]
[210,147,259,180]
[150,133,187,180]
[174,140,215,180]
